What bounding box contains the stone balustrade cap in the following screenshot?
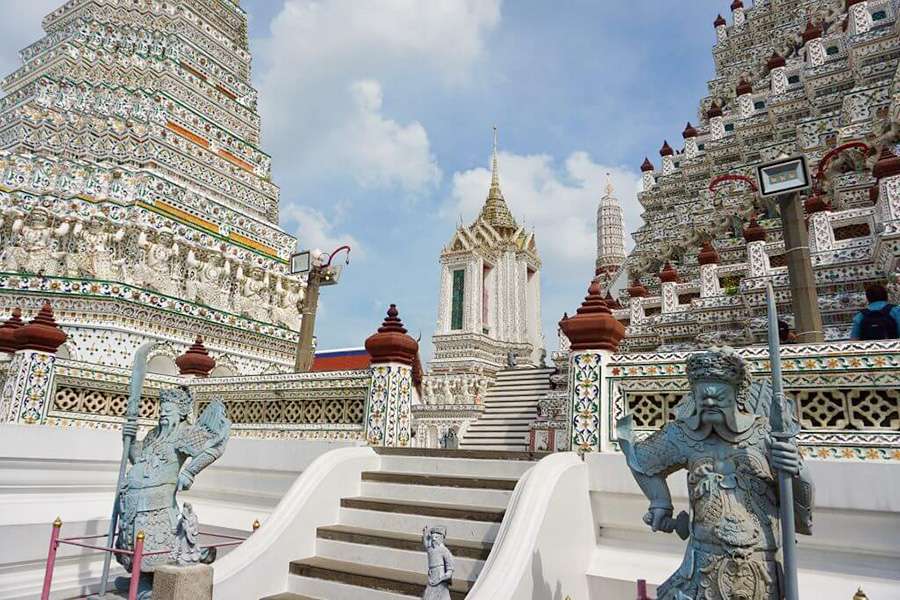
[0,307,24,354]
[175,335,216,377]
[558,279,625,352]
[365,304,419,366]
[16,301,67,353]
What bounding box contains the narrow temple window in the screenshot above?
[451,269,465,330]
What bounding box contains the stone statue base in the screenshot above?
[151,564,213,600]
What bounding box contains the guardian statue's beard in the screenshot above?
[685,404,756,441]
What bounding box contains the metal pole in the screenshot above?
[40,518,62,600]
[766,281,800,600]
[777,192,824,343]
[98,342,155,596]
[294,267,321,372]
[128,531,145,600]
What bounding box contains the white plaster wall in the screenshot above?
[0,424,353,600]
[585,452,900,600]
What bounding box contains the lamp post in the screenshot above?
[755,154,824,343]
[290,245,350,372]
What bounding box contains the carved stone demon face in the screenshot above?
[693,379,738,428]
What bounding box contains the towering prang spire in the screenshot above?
[479,126,517,231]
[596,172,626,279]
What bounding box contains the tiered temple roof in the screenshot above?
[617,0,900,351]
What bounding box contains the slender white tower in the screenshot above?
[595,174,627,279]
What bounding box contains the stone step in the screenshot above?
[315,538,483,582]
[340,497,505,523]
[495,368,555,378]
[361,471,518,490]
[458,444,529,452]
[466,422,530,430]
[287,574,418,600]
[373,447,541,460]
[338,507,500,543]
[317,524,492,561]
[360,480,511,508]
[261,593,320,600]
[289,557,472,600]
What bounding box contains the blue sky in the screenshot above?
[2,0,727,360]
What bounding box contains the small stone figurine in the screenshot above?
[172,502,202,566]
[422,525,454,600]
[506,350,517,369]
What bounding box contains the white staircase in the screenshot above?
[459,368,554,452]
[261,448,543,600]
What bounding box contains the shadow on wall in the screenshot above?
[532,550,568,600]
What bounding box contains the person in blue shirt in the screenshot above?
[850,284,900,340]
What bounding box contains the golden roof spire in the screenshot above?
[478,126,517,231]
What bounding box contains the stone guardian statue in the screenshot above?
[617,347,814,600]
[115,388,230,598]
[422,525,454,600]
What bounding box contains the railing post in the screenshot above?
[40,517,62,600]
[128,531,145,600]
[636,579,651,600]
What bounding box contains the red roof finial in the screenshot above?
[640,157,655,172]
[736,77,753,96]
[0,307,24,354]
[627,279,649,298]
[175,336,217,377]
[743,215,767,242]
[558,279,626,352]
[767,51,786,71]
[365,304,419,366]
[706,101,723,119]
[16,301,67,354]
[659,140,674,157]
[682,122,698,139]
[714,14,727,27]
[731,0,744,10]
[802,20,823,43]
[873,145,900,180]
[698,241,720,265]
[658,261,679,283]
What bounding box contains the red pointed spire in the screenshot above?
[802,20,823,43]
[175,336,216,377]
[731,0,744,9]
[658,262,679,283]
[706,101,723,119]
[365,304,419,366]
[0,307,24,354]
[682,122,698,139]
[736,77,753,96]
[558,279,626,352]
[767,51,786,71]
[16,301,67,354]
[628,278,649,298]
[698,241,720,265]
[873,146,900,180]
[640,157,655,172]
[714,14,727,27]
[743,215,767,243]
[659,140,674,157]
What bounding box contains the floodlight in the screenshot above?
[755,155,812,197]
[290,250,311,275]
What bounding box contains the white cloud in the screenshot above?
[446,151,642,274]
[280,203,361,257]
[256,0,501,193]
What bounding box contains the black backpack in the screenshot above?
[859,304,898,340]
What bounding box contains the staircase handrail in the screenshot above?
[466,452,593,600]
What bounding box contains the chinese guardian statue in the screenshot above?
[617,348,814,600]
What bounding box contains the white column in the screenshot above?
[747,240,770,277]
[0,350,57,424]
[437,265,451,333]
[849,2,872,35]
[569,349,612,453]
[877,172,900,226]
[661,281,679,313]
[808,212,835,254]
[661,155,676,175]
[641,169,656,189]
[365,362,413,447]
[684,137,698,159]
[806,39,826,67]
[738,93,754,119]
[715,22,728,44]
[700,264,721,298]
[733,6,745,26]
[771,66,788,95]
[710,115,725,140]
